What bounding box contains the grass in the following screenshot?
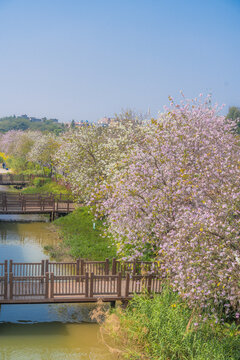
[52,207,117,260]
[100,288,240,360]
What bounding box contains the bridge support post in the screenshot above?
[110,301,116,308]
[50,212,55,222]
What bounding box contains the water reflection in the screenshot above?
[0,322,111,360]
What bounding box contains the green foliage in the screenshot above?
[6,156,29,173]
[105,288,240,360]
[54,207,116,260]
[21,177,70,195]
[0,116,65,133]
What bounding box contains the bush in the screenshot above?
[101,288,240,360]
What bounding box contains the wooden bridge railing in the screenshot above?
[0,174,50,184]
[0,193,74,213]
[0,259,162,302]
[46,258,159,277]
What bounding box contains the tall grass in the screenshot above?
[101,288,240,359]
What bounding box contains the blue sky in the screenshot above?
[0,0,239,122]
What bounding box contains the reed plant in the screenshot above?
[101,288,240,359]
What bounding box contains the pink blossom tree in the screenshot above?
[99,96,240,317]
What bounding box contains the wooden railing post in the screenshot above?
[45,272,49,299]
[9,259,12,274]
[117,272,122,297]
[4,273,8,299]
[76,259,80,282]
[80,259,84,275]
[105,258,109,275]
[9,272,13,299]
[133,259,137,275]
[4,260,8,275]
[45,259,49,274]
[50,272,54,298]
[41,260,44,276]
[147,275,152,293]
[90,272,94,298]
[112,258,116,275]
[41,260,44,283]
[125,273,130,298]
[85,272,89,297]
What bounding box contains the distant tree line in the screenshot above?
[0,116,65,134]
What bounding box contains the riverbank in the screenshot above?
[47,207,116,261]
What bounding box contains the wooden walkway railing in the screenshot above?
[0,193,74,217]
[0,174,50,185]
[0,259,162,303]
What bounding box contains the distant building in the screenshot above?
[75,120,89,127]
[98,117,117,127]
[49,118,58,123]
[18,114,29,119]
[98,117,111,126]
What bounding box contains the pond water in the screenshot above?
[0,188,114,359]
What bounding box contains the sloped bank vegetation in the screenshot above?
[96,289,240,360]
[50,207,116,261]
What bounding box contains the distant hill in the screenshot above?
[0,116,65,133]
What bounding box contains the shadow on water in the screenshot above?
[0,322,69,337]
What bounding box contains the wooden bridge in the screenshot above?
[0,174,46,186]
[0,193,74,220]
[0,259,162,304]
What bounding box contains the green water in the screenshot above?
[0,210,114,359]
